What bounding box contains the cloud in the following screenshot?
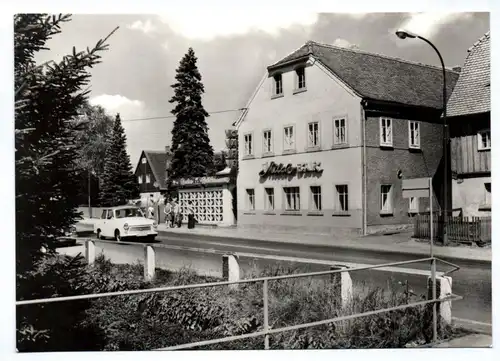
[156,11,319,40]
[89,94,147,120]
[396,13,474,40]
[332,38,359,49]
[127,19,158,35]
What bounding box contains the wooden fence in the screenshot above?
[413,214,491,244]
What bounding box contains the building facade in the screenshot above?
[446,32,491,217]
[134,147,171,203]
[236,41,459,234]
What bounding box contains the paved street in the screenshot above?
[70,226,491,325]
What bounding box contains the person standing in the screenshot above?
[163,197,172,228]
[187,201,196,229]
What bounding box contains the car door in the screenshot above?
[95,209,107,234]
[103,209,114,237]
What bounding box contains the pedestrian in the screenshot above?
[171,200,181,228]
[187,201,196,229]
[147,205,155,220]
[164,197,172,228]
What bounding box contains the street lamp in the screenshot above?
[395,28,450,345]
[395,29,449,246]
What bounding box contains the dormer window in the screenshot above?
[296,67,306,90]
[273,74,283,96]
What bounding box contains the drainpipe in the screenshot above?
[361,100,368,236]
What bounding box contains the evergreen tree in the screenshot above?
[168,48,214,181]
[99,113,139,206]
[15,14,117,273]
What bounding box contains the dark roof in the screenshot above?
[136,150,169,189]
[446,32,490,117]
[135,150,225,188]
[268,41,460,110]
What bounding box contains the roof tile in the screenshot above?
[269,41,460,110]
[446,32,490,117]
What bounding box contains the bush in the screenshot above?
[16,253,106,351]
[17,256,465,351]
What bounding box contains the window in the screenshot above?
[265,188,275,211]
[310,186,322,211]
[244,133,253,156]
[380,118,393,147]
[263,129,273,153]
[101,210,107,219]
[284,187,300,211]
[274,74,283,96]
[380,185,393,214]
[334,118,347,145]
[478,130,491,150]
[107,210,113,220]
[308,122,320,148]
[284,125,295,150]
[334,185,349,212]
[145,174,151,183]
[138,175,143,184]
[408,197,419,213]
[408,121,420,149]
[141,157,147,164]
[246,189,255,211]
[296,67,306,89]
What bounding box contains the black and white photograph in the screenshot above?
[4,1,495,357]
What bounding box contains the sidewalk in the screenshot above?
[433,334,492,348]
[76,218,491,263]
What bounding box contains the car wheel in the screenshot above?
[114,230,121,242]
[96,229,102,240]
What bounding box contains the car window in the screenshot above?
[101,210,107,219]
[107,210,113,219]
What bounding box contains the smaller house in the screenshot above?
[446,31,490,217]
[134,147,172,203]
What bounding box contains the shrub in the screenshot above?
[16,253,106,352]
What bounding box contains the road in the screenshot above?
[72,230,491,325]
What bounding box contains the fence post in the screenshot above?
[85,240,96,265]
[330,265,353,308]
[222,254,240,290]
[427,275,453,325]
[144,245,156,282]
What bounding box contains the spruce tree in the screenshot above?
[168,48,214,181]
[99,113,139,206]
[15,14,117,273]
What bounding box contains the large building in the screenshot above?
[235,41,459,235]
[447,32,491,217]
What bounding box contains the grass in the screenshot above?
[80,256,470,350]
[16,252,472,351]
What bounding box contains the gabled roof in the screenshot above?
[446,31,490,118]
[135,150,169,189]
[268,40,460,110]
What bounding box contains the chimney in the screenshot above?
[452,66,462,73]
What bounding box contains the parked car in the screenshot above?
[93,206,158,242]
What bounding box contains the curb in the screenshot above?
[155,229,491,265]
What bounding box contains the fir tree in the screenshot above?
[99,113,139,206]
[15,14,117,273]
[168,48,214,181]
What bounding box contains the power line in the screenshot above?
[122,108,247,122]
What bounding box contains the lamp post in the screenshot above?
[395,28,450,344]
[395,29,449,245]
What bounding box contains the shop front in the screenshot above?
[170,174,236,227]
[236,149,363,234]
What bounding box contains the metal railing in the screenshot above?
[16,256,461,350]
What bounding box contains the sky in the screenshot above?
[35,11,490,168]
